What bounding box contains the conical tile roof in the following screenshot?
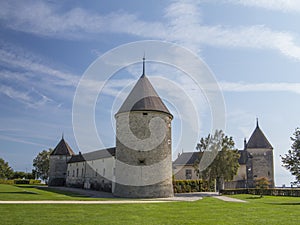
[247,121,272,149]
[116,59,172,117]
[50,137,75,156]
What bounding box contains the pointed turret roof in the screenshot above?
[50,137,75,156]
[246,120,273,149]
[116,58,172,117]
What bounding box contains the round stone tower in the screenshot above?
[113,59,174,198]
[48,136,75,186]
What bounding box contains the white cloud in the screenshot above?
[227,0,300,12]
[220,81,300,94]
[1,1,300,62]
[0,42,79,87]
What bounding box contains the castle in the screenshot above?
[48,60,275,196]
[173,120,275,188]
[49,59,174,198]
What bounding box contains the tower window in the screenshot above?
[143,112,148,116]
[138,158,145,165]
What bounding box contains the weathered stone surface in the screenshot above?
[114,111,173,198]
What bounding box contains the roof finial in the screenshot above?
[256,118,259,128]
[62,132,64,140]
[142,54,145,76]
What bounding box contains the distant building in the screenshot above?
[173,121,275,188]
[48,137,75,186]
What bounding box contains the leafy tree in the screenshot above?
[33,149,52,181]
[0,158,14,179]
[255,177,270,197]
[281,128,300,185]
[194,130,240,191]
[12,171,35,179]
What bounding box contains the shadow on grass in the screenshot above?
[245,196,263,200]
[37,186,88,198]
[0,191,38,195]
[267,202,300,205]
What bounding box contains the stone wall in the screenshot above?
[246,148,274,187]
[48,155,71,186]
[114,111,173,198]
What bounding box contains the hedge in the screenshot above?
[220,188,300,197]
[0,179,14,185]
[173,180,214,193]
[0,179,41,185]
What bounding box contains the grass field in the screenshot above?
[0,184,300,224]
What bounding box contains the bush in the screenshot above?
[173,180,214,193]
[0,179,14,184]
[14,179,30,184]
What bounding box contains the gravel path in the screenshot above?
[213,196,247,203]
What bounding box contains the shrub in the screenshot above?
[0,179,14,184]
[173,179,214,193]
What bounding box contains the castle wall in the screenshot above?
[173,165,199,180]
[48,155,71,186]
[66,157,115,192]
[114,111,173,198]
[246,148,274,187]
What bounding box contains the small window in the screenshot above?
[95,169,98,177]
[67,171,69,177]
[268,171,270,176]
[76,168,79,177]
[143,112,148,116]
[138,158,145,165]
[72,170,75,177]
[185,169,192,180]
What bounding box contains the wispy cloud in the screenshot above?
[226,0,300,12]
[220,81,300,94]
[1,1,300,62]
[0,134,47,147]
[0,41,79,108]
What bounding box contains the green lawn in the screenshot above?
[0,184,102,200]
[0,184,300,225]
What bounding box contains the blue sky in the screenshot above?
[1,0,300,186]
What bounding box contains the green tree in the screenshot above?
[0,158,14,179]
[194,130,240,191]
[281,128,300,185]
[33,149,52,181]
[255,177,270,197]
[12,171,35,179]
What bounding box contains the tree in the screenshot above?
[281,128,300,185]
[12,171,35,180]
[194,130,240,191]
[33,149,52,181]
[0,158,14,179]
[255,177,270,197]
